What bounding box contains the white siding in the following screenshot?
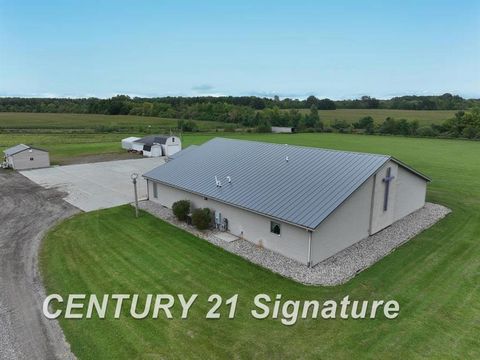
[162,137,182,156]
[148,181,310,264]
[9,149,50,170]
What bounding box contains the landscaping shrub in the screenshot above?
[172,200,190,221]
[191,208,212,230]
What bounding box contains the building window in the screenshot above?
[270,221,281,235]
[153,182,158,198]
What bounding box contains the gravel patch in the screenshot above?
[138,201,451,286]
[0,299,18,359]
[0,170,78,359]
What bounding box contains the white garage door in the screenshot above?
[165,144,181,156]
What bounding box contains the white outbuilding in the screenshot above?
[272,126,295,133]
[121,137,141,150]
[143,138,430,267]
[133,135,182,157]
[3,144,50,170]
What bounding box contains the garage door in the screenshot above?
[166,144,181,156]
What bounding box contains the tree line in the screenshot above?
[291,109,480,140]
[0,93,478,118]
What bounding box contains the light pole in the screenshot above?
[131,173,139,218]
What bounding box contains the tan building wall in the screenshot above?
[310,160,426,265]
[311,177,374,265]
[393,166,427,222]
[148,181,310,264]
[146,159,427,267]
[9,149,50,170]
[370,162,399,234]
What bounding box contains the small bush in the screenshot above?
[172,200,190,221]
[192,208,212,230]
[417,126,438,137]
[223,124,236,132]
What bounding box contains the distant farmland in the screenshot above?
[0,109,458,164]
[0,109,457,132]
[0,112,229,131]
[313,109,456,126]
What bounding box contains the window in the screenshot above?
[172,138,175,142]
[270,221,281,235]
[153,182,158,198]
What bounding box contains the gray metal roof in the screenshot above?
[3,144,30,156]
[134,135,171,145]
[143,138,427,230]
[168,145,198,160]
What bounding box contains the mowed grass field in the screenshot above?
[0,133,126,164]
[41,133,480,359]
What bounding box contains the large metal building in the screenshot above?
[143,138,430,266]
[3,144,50,170]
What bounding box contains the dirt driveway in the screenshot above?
[20,157,165,212]
[0,170,78,359]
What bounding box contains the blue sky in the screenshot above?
[0,0,479,99]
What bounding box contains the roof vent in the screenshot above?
[285,156,289,162]
[215,176,222,187]
[226,176,232,184]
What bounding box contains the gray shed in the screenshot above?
[143,138,430,266]
[3,144,50,170]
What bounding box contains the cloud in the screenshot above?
[192,84,214,92]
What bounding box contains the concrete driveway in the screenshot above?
[0,170,78,359]
[21,157,165,212]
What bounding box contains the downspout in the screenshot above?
[146,179,150,200]
[368,174,377,235]
[307,230,313,268]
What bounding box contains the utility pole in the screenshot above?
[131,173,139,218]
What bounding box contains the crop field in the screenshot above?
[0,112,229,131]
[0,109,455,131]
[313,109,456,126]
[41,133,480,359]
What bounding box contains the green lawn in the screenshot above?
[0,133,125,164]
[41,133,480,359]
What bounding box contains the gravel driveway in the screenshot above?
[0,170,78,359]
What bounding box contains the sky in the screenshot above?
[0,0,479,99]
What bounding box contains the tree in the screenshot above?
[303,105,320,128]
[379,117,398,134]
[353,116,375,134]
[178,119,198,132]
[331,119,350,133]
[305,95,319,108]
[256,116,272,132]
